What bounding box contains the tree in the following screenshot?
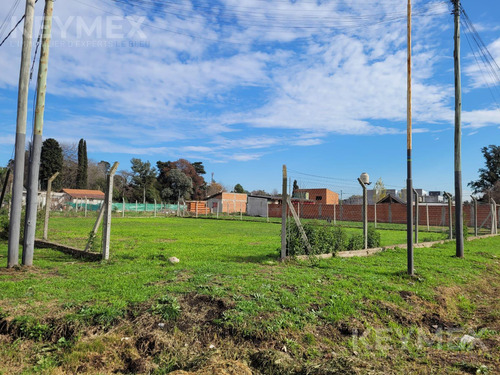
[234,183,245,193]
[251,189,269,196]
[373,177,387,203]
[160,169,193,202]
[87,160,110,191]
[192,162,206,175]
[157,159,206,200]
[206,182,225,197]
[60,142,78,189]
[292,180,299,197]
[469,145,500,201]
[76,139,88,189]
[39,138,63,190]
[130,158,159,204]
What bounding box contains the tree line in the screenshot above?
[4,137,272,204]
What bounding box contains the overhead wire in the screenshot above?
[0,0,39,48]
[460,4,500,110]
[73,0,449,47]
[0,0,22,41]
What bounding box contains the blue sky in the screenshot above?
[0,0,499,197]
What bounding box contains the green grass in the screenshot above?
[0,216,498,374]
[0,217,491,324]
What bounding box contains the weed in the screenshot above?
[12,316,51,341]
[76,304,124,329]
[151,295,181,321]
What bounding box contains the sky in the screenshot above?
[0,0,499,198]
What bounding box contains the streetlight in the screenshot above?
[357,173,371,249]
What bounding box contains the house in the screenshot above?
[62,189,105,205]
[377,193,406,204]
[247,195,272,217]
[294,188,339,205]
[205,192,247,214]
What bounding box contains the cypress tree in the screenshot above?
[82,140,88,189]
[76,138,88,189]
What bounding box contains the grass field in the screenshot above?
[0,216,499,374]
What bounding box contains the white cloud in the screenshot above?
[0,0,498,166]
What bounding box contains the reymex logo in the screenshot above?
[10,15,147,40]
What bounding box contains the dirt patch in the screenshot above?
[337,319,365,336]
[170,358,253,375]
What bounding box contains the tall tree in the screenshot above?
[234,183,245,193]
[192,162,206,175]
[39,138,63,190]
[373,177,387,203]
[292,180,299,197]
[160,169,193,202]
[76,139,88,189]
[60,142,78,189]
[157,159,206,200]
[469,145,500,201]
[130,158,159,204]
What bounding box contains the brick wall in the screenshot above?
[268,202,498,228]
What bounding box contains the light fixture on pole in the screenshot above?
[357,173,371,250]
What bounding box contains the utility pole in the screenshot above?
[453,0,464,258]
[406,0,414,275]
[8,0,36,268]
[23,0,55,266]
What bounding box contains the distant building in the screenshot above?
[424,191,445,203]
[62,189,105,205]
[294,188,339,205]
[247,195,272,217]
[206,192,247,213]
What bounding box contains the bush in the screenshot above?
[0,210,8,239]
[367,226,381,248]
[347,234,364,250]
[286,221,347,256]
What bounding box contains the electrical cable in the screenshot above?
[0,0,39,48]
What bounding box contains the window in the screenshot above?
[315,196,322,201]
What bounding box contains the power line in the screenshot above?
[0,0,39,48]
[0,0,22,40]
[74,0,448,46]
[460,4,500,109]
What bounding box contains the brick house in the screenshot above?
[294,188,339,205]
[206,192,247,214]
[62,189,105,205]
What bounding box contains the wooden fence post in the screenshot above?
[444,192,453,239]
[43,172,59,240]
[426,203,429,231]
[491,199,497,235]
[470,196,477,236]
[281,165,287,260]
[413,189,419,243]
[102,162,119,260]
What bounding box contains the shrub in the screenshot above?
[286,221,347,256]
[367,226,381,248]
[347,234,364,250]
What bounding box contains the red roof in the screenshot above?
[63,189,105,199]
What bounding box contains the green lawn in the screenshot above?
[0,216,498,374]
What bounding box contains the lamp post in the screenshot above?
[357,173,371,249]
